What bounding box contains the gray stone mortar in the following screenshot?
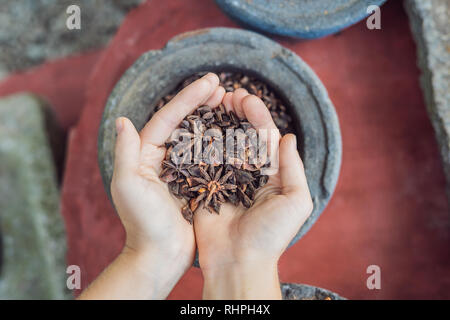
[98,27,342,251]
[215,0,387,39]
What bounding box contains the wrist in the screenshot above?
[202,259,281,300]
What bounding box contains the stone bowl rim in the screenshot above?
[98,27,342,253]
[215,0,388,39]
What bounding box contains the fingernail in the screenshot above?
[204,73,218,90]
[116,118,124,134]
[292,134,297,149]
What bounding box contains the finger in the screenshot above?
[279,134,310,197]
[140,72,219,146]
[232,88,249,119]
[113,117,141,177]
[241,95,278,131]
[222,91,234,113]
[204,86,226,108]
[242,95,280,174]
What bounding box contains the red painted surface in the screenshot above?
[0,51,101,131]
[12,0,444,299]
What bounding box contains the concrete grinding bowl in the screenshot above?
[98,27,342,253]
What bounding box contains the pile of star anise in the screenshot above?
[155,71,293,135]
[159,104,270,223]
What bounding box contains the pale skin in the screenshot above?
[78,73,313,300]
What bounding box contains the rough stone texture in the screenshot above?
[404,0,450,203]
[0,0,142,74]
[98,28,342,249]
[215,0,387,39]
[0,94,68,299]
[61,0,449,299]
[281,283,345,300]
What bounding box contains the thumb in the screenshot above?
[279,134,310,201]
[113,117,140,177]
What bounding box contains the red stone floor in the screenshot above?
[0,0,448,299]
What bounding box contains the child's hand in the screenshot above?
[109,73,225,298]
[194,90,313,299]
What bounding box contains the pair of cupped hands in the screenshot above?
[80,73,313,300]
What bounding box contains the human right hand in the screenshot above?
[193,89,313,299]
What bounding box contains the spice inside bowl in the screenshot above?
[154,71,296,222]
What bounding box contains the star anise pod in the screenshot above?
[159,160,190,183]
[188,165,236,214]
[155,72,288,223]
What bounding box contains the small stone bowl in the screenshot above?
[215,0,387,39]
[98,27,342,248]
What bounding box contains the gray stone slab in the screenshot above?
[404,0,450,201]
[0,94,68,299]
[281,283,346,300]
[0,0,143,73]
